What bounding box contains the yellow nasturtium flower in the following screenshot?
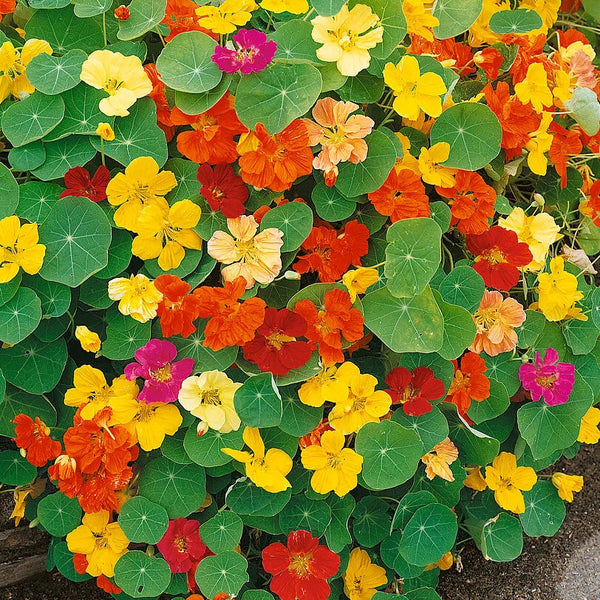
[0,216,46,283]
[298,366,346,407]
[222,427,292,493]
[342,267,379,303]
[418,142,457,187]
[578,406,600,444]
[80,50,152,117]
[0,39,52,103]
[514,63,553,114]
[536,256,584,322]
[260,0,308,13]
[551,473,583,502]
[402,0,439,42]
[75,326,102,353]
[525,111,554,176]
[301,430,363,497]
[311,4,383,77]
[484,452,537,514]
[66,510,129,577]
[96,122,115,141]
[343,548,387,600]
[196,0,258,34]
[108,274,163,323]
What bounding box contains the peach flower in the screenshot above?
[470,290,526,356]
[207,215,283,289]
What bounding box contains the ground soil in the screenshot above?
[1,443,599,600]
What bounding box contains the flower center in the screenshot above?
[474,307,499,332]
[289,552,312,577]
[481,247,507,265]
[174,536,188,553]
[535,374,557,388]
[104,78,124,95]
[202,389,221,405]
[151,363,172,382]
[265,329,295,351]
[449,370,470,394]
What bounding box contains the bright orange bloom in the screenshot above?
[436,170,496,235]
[549,121,582,188]
[237,120,313,191]
[293,288,364,366]
[193,276,266,351]
[171,94,246,164]
[580,179,600,227]
[470,290,526,356]
[0,0,15,19]
[445,352,490,418]
[161,0,219,41]
[155,274,203,338]
[13,414,61,467]
[368,168,430,222]
[144,63,175,141]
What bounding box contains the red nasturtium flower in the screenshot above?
[243,308,313,376]
[262,530,340,600]
[155,274,202,338]
[466,225,533,291]
[293,220,370,283]
[384,366,445,417]
[171,94,246,165]
[114,5,130,19]
[435,170,496,235]
[197,163,249,218]
[445,352,490,417]
[13,414,61,467]
[293,288,364,366]
[237,120,314,192]
[157,518,210,574]
[549,121,583,188]
[60,165,111,203]
[368,167,430,222]
[193,276,266,351]
[474,47,504,81]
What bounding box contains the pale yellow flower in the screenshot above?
[107,274,162,323]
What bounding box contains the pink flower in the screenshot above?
[519,347,575,407]
[212,29,277,75]
[157,518,210,574]
[124,339,194,404]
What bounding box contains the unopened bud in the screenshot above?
[114,5,130,19]
[533,193,545,208]
[284,270,301,280]
[196,421,209,437]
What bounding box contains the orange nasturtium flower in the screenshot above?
[421,438,459,482]
[0,215,46,283]
[445,352,490,417]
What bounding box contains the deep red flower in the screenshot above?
[466,226,533,291]
[197,163,248,218]
[243,308,313,376]
[262,530,340,600]
[384,366,445,416]
[157,518,210,574]
[12,414,61,467]
[60,166,110,203]
[155,274,203,338]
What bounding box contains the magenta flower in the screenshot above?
[211,28,277,75]
[157,518,210,574]
[519,347,575,406]
[124,339,194,404]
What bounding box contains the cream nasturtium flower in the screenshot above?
[80,49,152,117]
[0,216,46,283]
[311,4,383,77]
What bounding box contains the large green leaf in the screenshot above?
[17,182,62,225]
[260,202,313,252]
[0,288,42,345]
[9,142,46,172]
[226,479,291,517]
[195,552,249,598]
[114,551,172,598]
[118,496,169,544]
[200,511,243,554]
[352,496,391,547]
[0,451,37,485]
[362,0,407,60]
[32,136,96,181]
[481,513,523,562]
[118,0,167,40]
[183,425,244,467]
[269,20,320,63]
[0,386,56,437]
[488,8,543,34]
[433,0,483,39]
[72,0,112,17]
[26,50,87,95]
[234,373,283,428]
[391,406,449,455]
[434,291,477,360]
[101,309,151,360]
[438,265,485,313]
[310,0,345,16]
[37,493,82,537]
[170,326,238,371]
[279,494,332,537]
[519,480,566,537]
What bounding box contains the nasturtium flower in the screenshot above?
[421,438,459,482]
[383,55,447,121]
[260,0,308,13]
[197,163,249,219]
[303,97,374,186]
[301,429,363,496]
[157,518,210,574]
[343,548,387,600]
[13,415,61,467]
[514,63,553,114]
[445,352,490,417]
[0,39,52,103]
[464,466,487,491]
[498,207,562,271]
[485,452,537,514]
[518,347,575,406]
[342,267,379,303]
[80,50,152,117]
[66,510,129,577]
[124,339,194,404]
[208,215,284,289]
[178,370,242,433]
[106,156,178,231]
[326,362,392,435]
[96,122,115,141]
[120,399,183,451]
[402,0,439,41]
[131,198,202,271]
[222,427,293,493]
[108,274,163,323]
[384,366,445,417]
[552,472,583,502]
[154,274,203,338]
[75,326,102,353]
[262,530,340,600]
[61,165,110,203]
[11,479,46,527]
[0,216,46,283]
[298,366,346,408]
[536,256,584,321]
[212,28,276,74]
[526,111,554,176]
[196,0,257,34]
[578,406,600,444]
[311,4,383,77]
[418,142,457,187]
[470,290,526,356]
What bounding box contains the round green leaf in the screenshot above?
[114,551,171,598]
[37,493,82,538]
[563,316,600,355]
[352,497,391,548]
[0,385,56,437]
[338,71,384,103]
[17,182,62,225]
[260,202,313,252]
[118,496,169,544]
[310,0,345,16]
[467,377,509,424]
[325,494,355,553]
[26,50,87,95]
[170,326,238,371]
[117,0,167,40]
[0,273,21,308]
[0,163,18,219]
[481,513,523,562]
[385,218,442,298]
[355,420,422,489]
[234,373,282,428]
[32,136,96,181]
[94,228,132,279]
[39,197,111,287]
[279,494,332,536]
[53,541,91,582]
[226,479,291,517]
[9,142,46,172]
[433,0,483,39]
[516,309,546,349]
[483,352,521,396]
[445,407,500,467]
[183,425,244,467]
[102,310,151,360]
[236,63,322,134]
[438,265,485,313]
[430,103,502,171]
[363,0,407,60]
[138,457,207,519]
[0,287,42,345]
[199,510,243,553]
[34,314,70,343]
[195,551,249,598]
[269,19,320,63]
[519,480,566,537]
[22,276,71,317]
[0,450,37,485]
[72,0,112,17]
[392,491,438,530]
[434,291,477,360]
[489,8,543,34]
[156,31,221,93]
[280,389,323,437]
[391,406,449,455]
[175,75,232,116]
[79,276,113,308]
[311,182,357,221]
[565,87,600,136]
[399,504,458,567]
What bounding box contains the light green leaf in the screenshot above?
[0,288,42,345]
[433,0,483,39]
[114,551,172,598]
[118,0,167,40]
[118,496,169,544]
[26,50,87,95]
